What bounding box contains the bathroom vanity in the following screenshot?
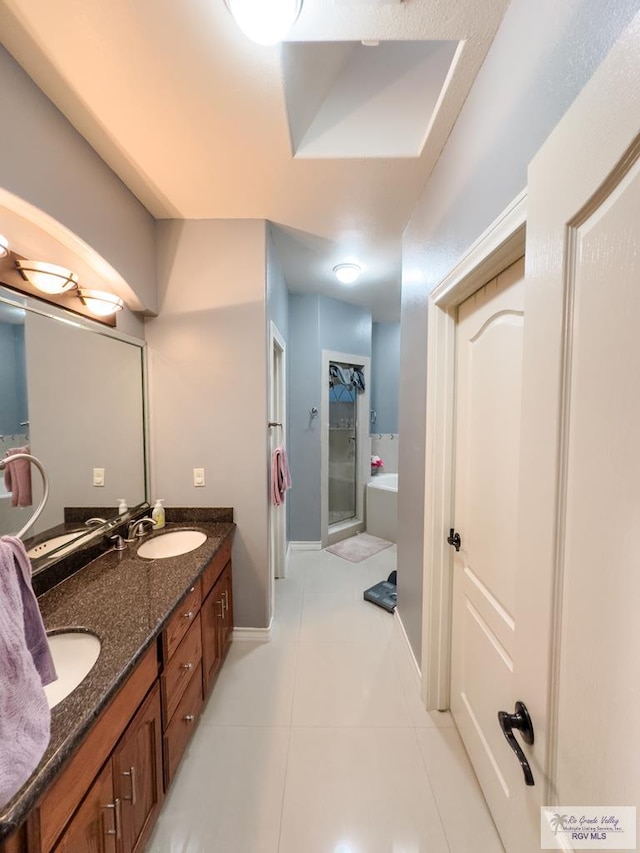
[0,516,235,853]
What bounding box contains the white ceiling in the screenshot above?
[0,0,511,321]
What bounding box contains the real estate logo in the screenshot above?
[541,807,636,850]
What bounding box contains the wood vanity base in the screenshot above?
[0,535,234,853]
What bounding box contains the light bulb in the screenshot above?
[227,0,302,46]
[333,263,362,285]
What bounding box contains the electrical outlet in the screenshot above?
[93,468,105,487]
[193,468,205,487]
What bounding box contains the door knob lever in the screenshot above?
[447,529,461,551]
[498,701,535,786]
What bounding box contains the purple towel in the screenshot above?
[3,446,32,508]
[0,538,53,808]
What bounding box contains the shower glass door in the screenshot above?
[328,362,357,525]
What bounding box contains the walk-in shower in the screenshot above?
[321,351,370,547]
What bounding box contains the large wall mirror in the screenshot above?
[0,284,147,544]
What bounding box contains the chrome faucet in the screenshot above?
[126,517,155,541]
[85,517,107,527]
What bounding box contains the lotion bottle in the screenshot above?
[117,498,128,515]
[152,499,165,529]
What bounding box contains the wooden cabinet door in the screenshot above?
[201,581,223,695]
[53,764,116,853]
[112,685,163,853]
[220,564,233,652]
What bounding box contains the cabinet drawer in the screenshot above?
[161,613,202,726]
[163,663,204,789]
[202,537,232,597]
[162,583,202,660]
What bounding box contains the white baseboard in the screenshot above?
[233,620,273,643]
[288,541,322,551]
[394,609,421,687]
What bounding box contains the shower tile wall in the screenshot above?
[370,434,399,474]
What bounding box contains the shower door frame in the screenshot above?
[320,349,371,548]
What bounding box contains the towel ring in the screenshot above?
[0,453,50,540]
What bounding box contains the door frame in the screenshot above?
[320,349,371,548]
[421,189,527,710]
[269,322,287,602]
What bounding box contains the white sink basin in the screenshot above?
[44,631,101,709]
[28,531,90,559]
[137,529,207,559]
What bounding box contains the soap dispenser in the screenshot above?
[117,498,128,515]
[152,499,165,529]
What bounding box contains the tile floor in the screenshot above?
[147,545,504,852]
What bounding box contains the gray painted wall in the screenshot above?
[319,295,372,356]
[398,0,640,665]
[266,227,289,344]
[371,322,400,434]
[287,293,372,542]
[0,46,157,311]
[287,294,321,542]
[147,219,270,629]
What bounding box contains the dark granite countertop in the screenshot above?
[0,515,235,842]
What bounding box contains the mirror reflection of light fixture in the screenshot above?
[333,263,362,285]
[0,235,9,259]
[77,289,124,317]
[15,259,78,294]
[225,0,302,46]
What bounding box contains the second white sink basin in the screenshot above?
[44,631,101,710]
[137,529,207,559]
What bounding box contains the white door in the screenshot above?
[450,257,526,851]
[269,323,287,595]
[512,13,640,850]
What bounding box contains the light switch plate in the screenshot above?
[193,468,205,487]
[93,467,105,487]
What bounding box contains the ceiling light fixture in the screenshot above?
[77,289,124,317]
[333,263,362,285]
[226,0,302,46]
[15,259,79,294]
[0,235,9,259]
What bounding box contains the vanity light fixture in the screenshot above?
[333,263,362,285]
[225,0,302,46]
[15,259,78,294]
[77,288,124,317]
[0,235,9,259]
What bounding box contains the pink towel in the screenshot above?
[0,538,53,808]
[271,446,292,507]
[3,446,32,508]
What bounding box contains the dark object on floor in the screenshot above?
[363,579,397,613]
[387,570,397,585]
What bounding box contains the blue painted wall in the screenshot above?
[371,322,400,434]
[0,320,27,435]
[287,293,372,541]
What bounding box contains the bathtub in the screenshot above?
[366,473,398,544]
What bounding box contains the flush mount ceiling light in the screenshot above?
[77,289,124,317]
[15,259,78,294]
[0,235,9,259]
[333,263,362,285]
[225,0,302,46]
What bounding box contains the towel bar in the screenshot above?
[0,453,50,540]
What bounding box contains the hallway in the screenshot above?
[148,546,504,852]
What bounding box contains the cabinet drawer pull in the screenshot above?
[184,714,195,723]
[122,765,137,806]
[217,599,225,618]
[184,610,195,620]
[103,798,122,840]
[181,661,194,670]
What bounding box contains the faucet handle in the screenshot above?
[109,534,127,551]
[86,517,107,528]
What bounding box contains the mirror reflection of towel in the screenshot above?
[3,446,32,508]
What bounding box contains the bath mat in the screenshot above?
[326,533,392,563]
